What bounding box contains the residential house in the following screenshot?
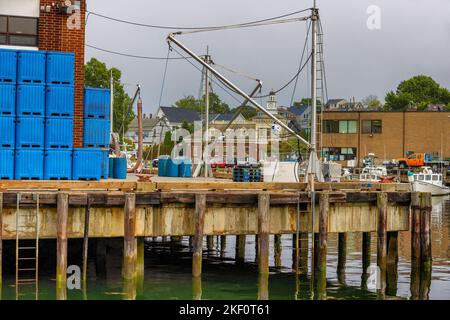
[125,114,166,146]
[325,99,348,110]
[155,106,201,130]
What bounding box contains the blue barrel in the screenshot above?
[167,159,180,177]
[109,158,114,178]
[158,155,170,177]
[179,159,192,178]
[113,157,127,179]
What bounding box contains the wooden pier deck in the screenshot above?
[0,180,432,300]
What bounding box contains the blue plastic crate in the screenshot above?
[44,149,72,180]
[101,149,109,179]
[83,119,110,148]
[84,88,111,119]
[16,116,45,149]
[45,85,74,117]
[72,148,102,181]
[45,117,73,149]
[16,84,45,116]
[0,115,15,148]
[0,84,16,115]
[46,52,75,85]
[15,149,44,180]
[0,49,17,83]
[0,149,14,180]
[17,50,46,84]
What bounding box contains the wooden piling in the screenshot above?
[207,236,214,253]
[377,192,388,297]
[317,193,329,299]
[258,193,270,275]
[82,196,90,284]
[420,192,432,269]
[235,235,246,264]
[386,232,399,296]
[361,232,371,288]
[337,233,347,284]
[56,192,69,295]
[274,234,282,269]
[220,235,227,258]
[299,233,309,274]
[95,239,107,279]
[123,193,137,281]
[257,273,269,300]
[411,193,422,264]
[192,275,202,300]
[192,194,206,278]
[255,235,259,263]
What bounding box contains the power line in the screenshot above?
[254,53,312,99]
[86,44,192,60]
[86,8,312,30]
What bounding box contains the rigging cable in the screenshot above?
[290,20,312,107]
[86,8,312,30]
[85,44,192,60]
[158,48,171,107]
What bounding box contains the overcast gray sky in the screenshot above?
[85,0,450,115]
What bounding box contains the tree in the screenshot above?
[174,93,230,114]
[229,105,257,119]
[84,58,134,141]
[181,121,194,134]
[362,95,382,109]
[384,75,450,111]
[293,98,322,107]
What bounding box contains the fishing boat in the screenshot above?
[409,167,450,196]
[358,166,388,182]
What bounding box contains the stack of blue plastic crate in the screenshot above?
[0,49,16,180]
[77,87,111,180]
[44,51,75,180]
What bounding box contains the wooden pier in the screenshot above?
[0,180,432,299]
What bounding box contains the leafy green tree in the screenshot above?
[174,93,230,114]
[293,98,322,107]
[84,58,134,140]
[384,75,450,111]
[230,105,257,119]
[181,121,194,134]
[362,95,383,109]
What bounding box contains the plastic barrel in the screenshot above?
[179,159,192,178]
[167,159,180,177]
[109,158,114,178]
[113,157,127,179]
[158,156,170,177]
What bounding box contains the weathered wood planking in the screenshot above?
[0,201,410,240]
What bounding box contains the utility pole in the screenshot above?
[204,47,211,178]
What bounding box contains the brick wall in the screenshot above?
[38,0,86,148]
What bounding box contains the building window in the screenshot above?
[0,15,38,47]
[324,120,357,134]
[362,120,382,134]
[322,147,357,161]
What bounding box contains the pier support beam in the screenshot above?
[361,232,372,288]
[137,237,145,296]
[220,235,227,258]
[258,193,270,275]
[274,234,282,269]
[420,192,432,300]
[386,232,399,296]
[123,193,137,281]
[235,235,246,264]
[410,192,421,300]
[56,192,69,299]
[207,236,214,253]
[377,192,388,298]
[192,194,206,278]
[337,233,347,284]
[317,193,329,300]
[82,197,90,284]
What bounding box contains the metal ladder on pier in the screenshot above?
[15,193,39,300]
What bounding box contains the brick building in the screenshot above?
[320,111,450,166]
[0,0,86,147]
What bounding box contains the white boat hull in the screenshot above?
[412,181,450,196]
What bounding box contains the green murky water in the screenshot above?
[1,196,449,300]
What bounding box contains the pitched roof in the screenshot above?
[326,99,346,105]
[289,105,310,116]
[160,107,201,123]
[128,118,160,131]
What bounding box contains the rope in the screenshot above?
[85,44,192,60]
[213,63,260,82]
[158,48,171,107]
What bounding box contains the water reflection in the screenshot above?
[0,196,448,300]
